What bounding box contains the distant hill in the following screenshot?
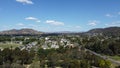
[0,29,43,35]
[86,27,120,36]
[0,27,120,36]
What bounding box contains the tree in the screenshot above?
[99,60,111,68]
[2,48,13,64]
[19,49,33,64]
[37,48,46,61]
[47,52,61,67]
[0,50,3,65]
[80,60,91,68]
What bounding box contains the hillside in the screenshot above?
[0,29,43,35]
[0,27,120,36]
[86,27,120,36]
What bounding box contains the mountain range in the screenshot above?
[0,27,120,36]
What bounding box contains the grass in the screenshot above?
[111,64,118,68]
[0,42,22,49]
[110,55,120,61]
[103,55,120,67]
[29,61,40,68]
[108,55,120,67]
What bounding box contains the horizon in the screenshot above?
[0,26,119,33]
[0,0,120,32]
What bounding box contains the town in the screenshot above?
[0,27,120,68]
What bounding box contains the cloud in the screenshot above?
[0,25,11,31]
[88,20,99,26]
[17,23,24,26]
[46,20,64,26]
[25,17,40,22]
[105,14,113,17]
[105,12,120,17]
[16,0,33,4]
[36,20,41,23]
[75,26,81,28]
[105,21,120,26]
[16,23,41,30]
[118,12,120,15]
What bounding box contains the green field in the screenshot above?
[108,55,120,67]
[110,55,120,61]
[0,43,22,49]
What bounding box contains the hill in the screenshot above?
[0,27,120,36]
[86,27,120,36]
[0,28,43,35]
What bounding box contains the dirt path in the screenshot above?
[26,65,30,68]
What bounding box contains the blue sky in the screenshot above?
[0,0,120,32]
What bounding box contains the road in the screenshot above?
[85,48,120,65]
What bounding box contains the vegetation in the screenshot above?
[0,48,35,68]
[37,46,112,68]
[0,43,21,49]
[0,27,120,68]
[109,56,120,61]
[85,36,120,56]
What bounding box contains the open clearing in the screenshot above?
[0,43,21,49]
[110,55,120,61]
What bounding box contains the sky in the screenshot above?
[0,0,120,32]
